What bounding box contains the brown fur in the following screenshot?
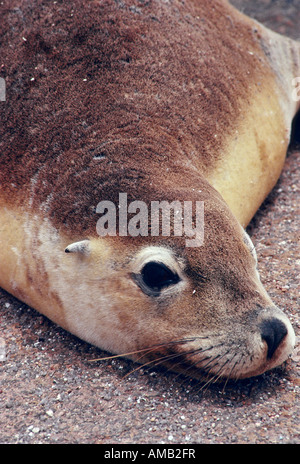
[0,0,285,236]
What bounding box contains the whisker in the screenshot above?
[137,341,226,390]
[197,364,227,392]
[121,349,193,379]
[169,351,214,384]
[88,335,244,390]
[210,360,232,384]
[184,344,224,374]
[151,343,224,385]
[191,348,235,392]
[88,337,198,363]
[202,349,247,392]
[232,353,250,382]
[122,343,217,379]
[132,338,205,365]
[163,343,226,390]
[221,352,244,391]
[89,350,149,362]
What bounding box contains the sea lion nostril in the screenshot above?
[260,318,288,359]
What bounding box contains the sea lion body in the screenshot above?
[0,0,299,380]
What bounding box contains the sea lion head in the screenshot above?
[61,176,295,381]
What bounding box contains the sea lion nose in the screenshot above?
[260,318,288,359]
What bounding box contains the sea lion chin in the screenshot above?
[0,0,298,381]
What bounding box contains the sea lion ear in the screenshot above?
[65,240,91,254]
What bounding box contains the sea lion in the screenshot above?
[0,0,298,381]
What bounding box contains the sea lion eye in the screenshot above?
[141,261,180,291]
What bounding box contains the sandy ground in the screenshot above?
[0,0,299,445]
